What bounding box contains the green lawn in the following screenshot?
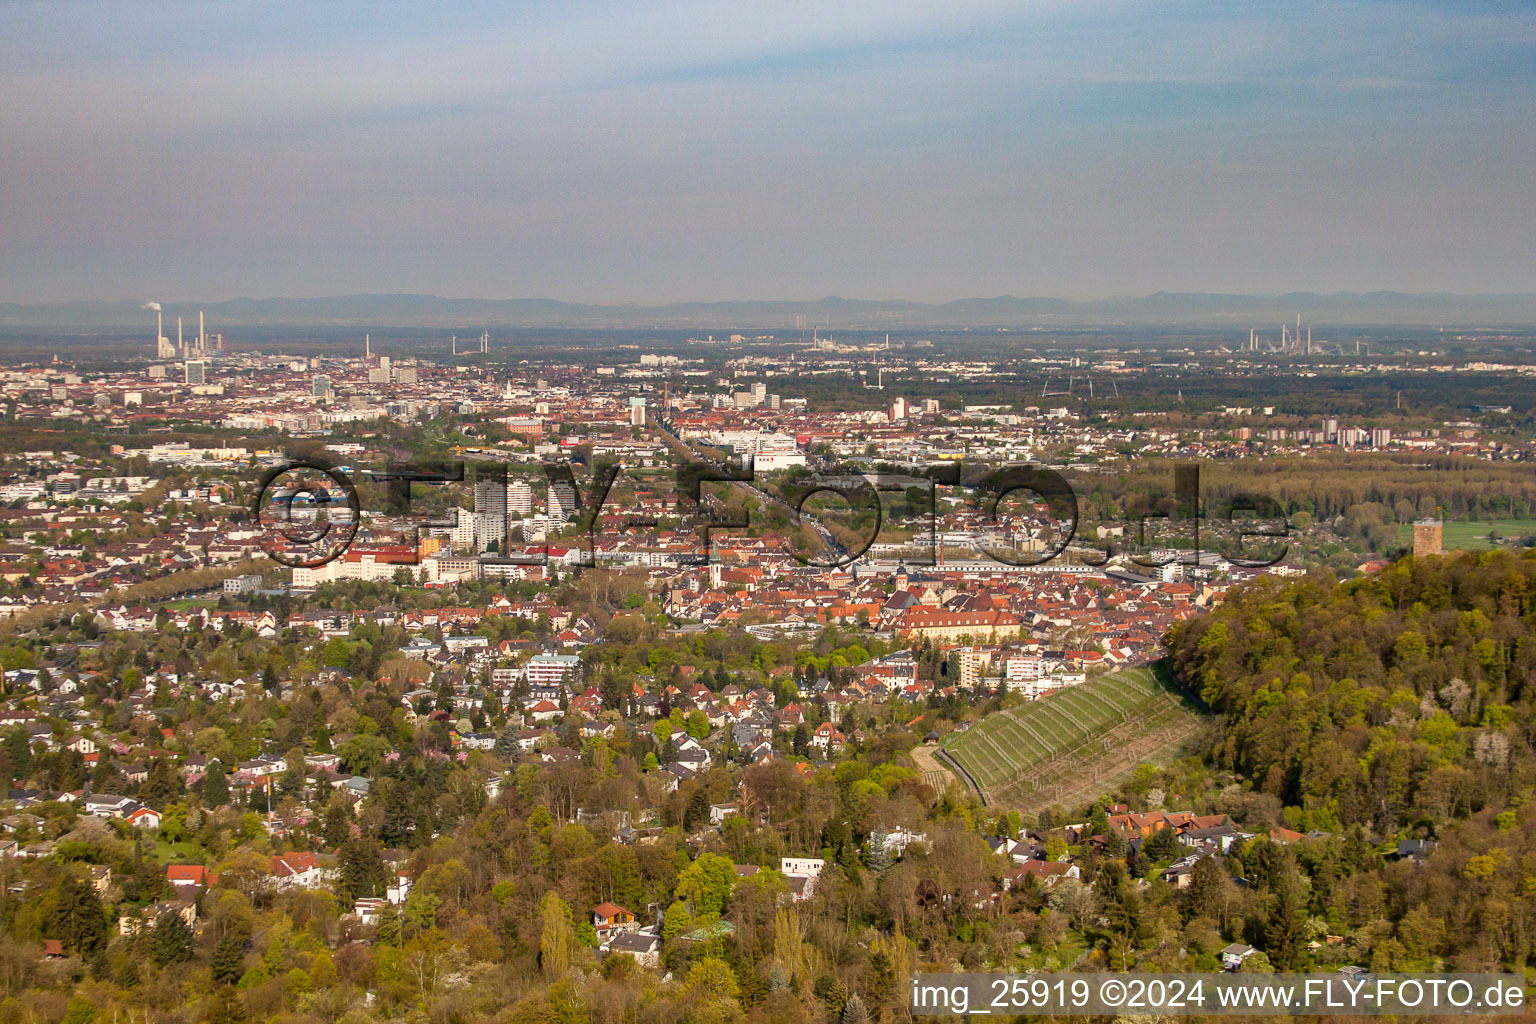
[154,839,202,862]
[1399,519,1536,551]
[160,597,219,611]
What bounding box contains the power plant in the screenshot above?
[1247,314,1314,355]
[147,302,223,360]
[450,331,491,355]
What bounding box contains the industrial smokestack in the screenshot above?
[177,317,183,354]
[199,311,205,353]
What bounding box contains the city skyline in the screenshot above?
[3,1,1535,304]
[2,1,1535,1007]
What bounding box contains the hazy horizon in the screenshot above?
[11,289,1536,332]
[10,287,1536,308]
[4,2,1534,304]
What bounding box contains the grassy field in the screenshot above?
[161,597,219,611]
[943,663,1208,809]
[155,839,201,862]
[1398,519,1536,551]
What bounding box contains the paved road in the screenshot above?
[650,414,852,563]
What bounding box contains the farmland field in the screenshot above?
[942,664,1209,809]
[1397,519,1536,551]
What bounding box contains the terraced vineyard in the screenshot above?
[943,664,1209,808]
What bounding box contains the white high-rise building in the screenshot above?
[447,507,476,548]
[184,360,206,386]
[473,477,507,552]
[472,515,504,552]
[508,479,534,516]
[549,481,578,524]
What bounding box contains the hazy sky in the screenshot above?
[3,1,1534,304]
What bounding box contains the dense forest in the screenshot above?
[1165,549,1536,969]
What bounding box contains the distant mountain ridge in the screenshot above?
[4,291,1536,329]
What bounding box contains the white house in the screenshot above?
[126,806,162,829]
[269,852,323,890]
[1220,943,1257,970]
[387,873,412,905]
[781,857,824,901]
[83,794,138,819]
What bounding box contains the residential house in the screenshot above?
[166,864,214,892]
[603,929,662,968]
[591,902,639,938]
[1220,944,1257,970]
[126,806,161,829]
[270,852,323,890]
[120,900,197,937]
[780,857,824,902]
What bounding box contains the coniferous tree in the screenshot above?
[792,723,810,757]
[53,874,107,957]
[339,838,387,900]
[813,976,848,1019]
[1097,861,1143,943]
[321,803,350,848]
[494,721,521,758]
[139,758,183,808]
[50,749,86,791]
[1184,853,1228,923]
[203,761,229,807]
[61,997,95,1024]
[148,909,195,966]
[210,931,246,985]
[90,755,123,794]
[207,987,246,1024]
[380,779,415,847]
[1143,824,1182,861]
[1266,871,1307,970]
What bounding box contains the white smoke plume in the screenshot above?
[142,301,161,311]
